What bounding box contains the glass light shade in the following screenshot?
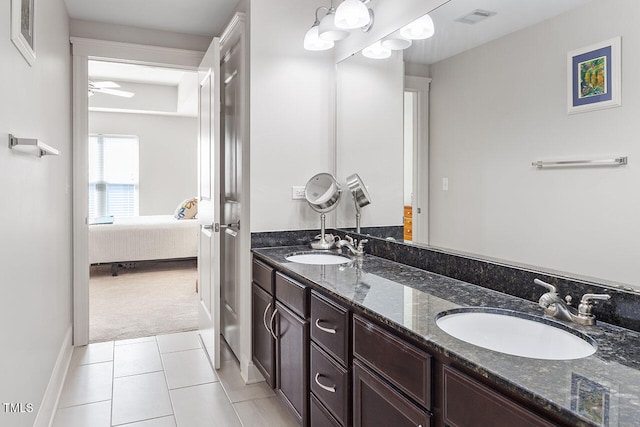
[304,25,334,51]
[362,41,391,59]
[381,35,412,51]
[318,11,351,41]
[400,14,435,40]
[335,0,370,29]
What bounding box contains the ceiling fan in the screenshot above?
[88,81,135,98]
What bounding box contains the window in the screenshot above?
[89,135,139,218]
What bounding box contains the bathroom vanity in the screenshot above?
[251,245,640,427]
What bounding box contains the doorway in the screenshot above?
[86,59,200,342]
[71,37,205,346]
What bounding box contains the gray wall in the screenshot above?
[90,112,198,215]
[0,0,73,425]
[429,0,639,286]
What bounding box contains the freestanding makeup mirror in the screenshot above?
[305,173,342,249]
[346,173,371,233]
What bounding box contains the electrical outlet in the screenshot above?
[292,186,306,200]
[442,177,449,191]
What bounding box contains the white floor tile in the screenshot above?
[115,336,157,346]
[216,359,275,403]
[234,396,299,427]
[52,400,111,427]
[58,362,113,408]
[118,415,177,427]
[114,341,163,378]
[112,372,173,426]
[156,331,201,354]
[161,349,217,390]
[170,382,242,427]
[71,341,114,366]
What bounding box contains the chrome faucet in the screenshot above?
[335,235,368,257]
[535,279,610,326]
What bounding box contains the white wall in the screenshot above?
[429,0,640,287]
[249,0,336,232]
[70,19,212,51]
[0,0,72,425]
[90,112,198,215]
[336,52,404,229]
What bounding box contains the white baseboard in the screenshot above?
[241,358,266,385]
[33,325,74,427]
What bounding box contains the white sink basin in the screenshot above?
[285,252,350,265]
[436,308,596,360]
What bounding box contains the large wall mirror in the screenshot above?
[336,0,640,291]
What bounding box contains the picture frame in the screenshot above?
[567,37,621,114]
[11,0,36,66]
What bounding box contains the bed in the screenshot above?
[88,215,199,267]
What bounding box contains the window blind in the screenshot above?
[88,135,139,218]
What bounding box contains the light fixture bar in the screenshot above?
[9,134,60,157]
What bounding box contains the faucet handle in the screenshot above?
[344,235,354,244]
[578,293,611,318]
[357,239,368,250]
[534,278,557,294]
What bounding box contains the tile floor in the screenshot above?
[53,331,298,427]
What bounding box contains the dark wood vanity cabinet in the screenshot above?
[251,259,310,426]
[251,258,563,427]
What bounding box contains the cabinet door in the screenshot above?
[276,301,310,426]
[252,283,275,388]
[353,360,431,427]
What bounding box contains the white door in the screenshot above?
[198,38,221,369]
[220,38,243,358]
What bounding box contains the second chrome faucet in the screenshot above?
[535,278,610,326]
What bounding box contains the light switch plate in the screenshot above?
[292,186,306,200]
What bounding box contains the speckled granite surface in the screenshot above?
[253,246,640,427]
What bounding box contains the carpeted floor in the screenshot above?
[89,259,199,343]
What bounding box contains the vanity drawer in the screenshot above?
[443,365,554,427]
[311,291,350,365]
[275,272,308,318]
[311,394,342,427]
[311,342,350,426]
[252,259,274,294]
[353,315,431,410]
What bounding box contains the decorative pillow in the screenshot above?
[174,197,198,220]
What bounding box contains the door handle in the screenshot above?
[202,224,214,230]
[217,220,240,232]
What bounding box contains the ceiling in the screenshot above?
[89,61,191,86]
[64,0,240,37]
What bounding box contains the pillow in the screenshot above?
[174,197,198,220]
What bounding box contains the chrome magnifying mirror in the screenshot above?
[346,173,371,233]
[305,173,342,249]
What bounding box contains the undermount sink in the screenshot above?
[285,252,350,265]
[435,308,596,360]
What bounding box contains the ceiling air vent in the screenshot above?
[455,9,497,25]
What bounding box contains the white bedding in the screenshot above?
[88,215,198,264]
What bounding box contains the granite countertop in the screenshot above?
[253,245,640,427]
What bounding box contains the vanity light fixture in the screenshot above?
[318,7,351,41]
[305,0,375,51]
[400,13,435,40]
[304,8,335,51]
[362,40,391,59]
[335,0,373,31]
[381,32,413,51]
[8,134,60,157]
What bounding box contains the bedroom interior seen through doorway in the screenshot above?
[86,60,201,343]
